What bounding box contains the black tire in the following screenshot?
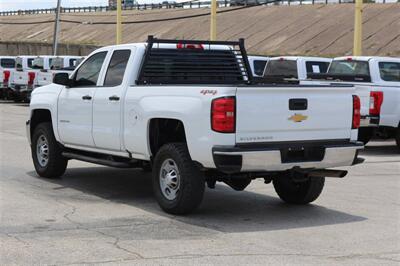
[31,122,68,178]
[358,127,374,145]
[273,174,325,204]
[152,143,205,215]
[395,127,400,151]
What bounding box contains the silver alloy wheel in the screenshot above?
[36,134,49,167]
[159,159,180,201]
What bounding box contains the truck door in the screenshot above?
[92,49,132,151]
[58,51,107,147]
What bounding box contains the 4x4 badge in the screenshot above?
[289,113,308,122]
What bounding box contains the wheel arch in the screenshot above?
[30,109,53,139]
[148,118,187,158]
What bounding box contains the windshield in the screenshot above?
[328,60,370,75]
[263,60,298,79]
[1,58,15,68]
[379,62,400,82]
[31,58,44,69]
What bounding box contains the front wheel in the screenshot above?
[152,143,205,215]
[31,122,68,178]
[273,174,325,204]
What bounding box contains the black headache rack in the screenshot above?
[137,35,253,85]
[308,73,372,83]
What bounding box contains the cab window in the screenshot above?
[73,52,107,87]
[253,60,268,76]
[264,60,298,79]
[379,62,400,82]
[328,60,370,76]
[306,61,330,77]
[0,58,15,68]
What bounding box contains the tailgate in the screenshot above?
[235,86,354,143]
[37,71,53,86]
[13,71,28,85]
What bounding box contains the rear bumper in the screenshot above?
[213,141,364,173]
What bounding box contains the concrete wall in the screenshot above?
[1,4,399,57]
[0,41,99,56]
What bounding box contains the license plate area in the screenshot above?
[280,146,325,163]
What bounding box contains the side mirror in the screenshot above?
[53,73,72,87]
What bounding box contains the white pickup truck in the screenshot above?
[27,37,363,214]
[10,56,36,102]
[306,56,399,148]
[0,56,15,99]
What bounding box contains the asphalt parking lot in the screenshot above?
[0,101,399,265]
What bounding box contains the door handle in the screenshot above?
[82,95,92,100]
[109,95,120,101]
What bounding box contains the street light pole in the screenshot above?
[353,0,363,56]
[210,0,217,41]
[116,0,122,44]
[52,0,62,55]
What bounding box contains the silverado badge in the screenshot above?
[288,113,308,123]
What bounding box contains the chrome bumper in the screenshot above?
[213,141,364,173]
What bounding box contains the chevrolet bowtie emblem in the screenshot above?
[288,113,308,122]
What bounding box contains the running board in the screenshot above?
[62,152,139,168]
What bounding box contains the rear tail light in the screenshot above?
[369,91,383,116]
[211,97,235,133]
[352,95,361,129]
[177,43,204,50]
[28,72,35,86]
[3,70,10,84]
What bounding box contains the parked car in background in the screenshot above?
[38,56,85,87]
[27,37,363,215]
[0,56,15,99]
[263,56,332,83]
[306,56,399,148]
[9,56,36,102]
[248,55,269,77]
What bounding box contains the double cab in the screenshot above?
[27,37,363,214]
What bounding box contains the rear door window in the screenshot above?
[1,58,15,68]
[104,50,131,86]
[379,62,400,82]
[264,60,298,78]
[306,61,330,77]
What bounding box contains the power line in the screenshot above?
[0,3,265,25]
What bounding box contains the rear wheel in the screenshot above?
[31,122,68,178]
[273,174,325,204]
[358,128,374,145]
[152,143,205,215]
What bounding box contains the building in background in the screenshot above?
[108,0,137,8]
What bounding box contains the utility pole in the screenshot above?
[210,0,217,41]
[116,0,122,44]
[52,0,62,55]
[353,0,363,56]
